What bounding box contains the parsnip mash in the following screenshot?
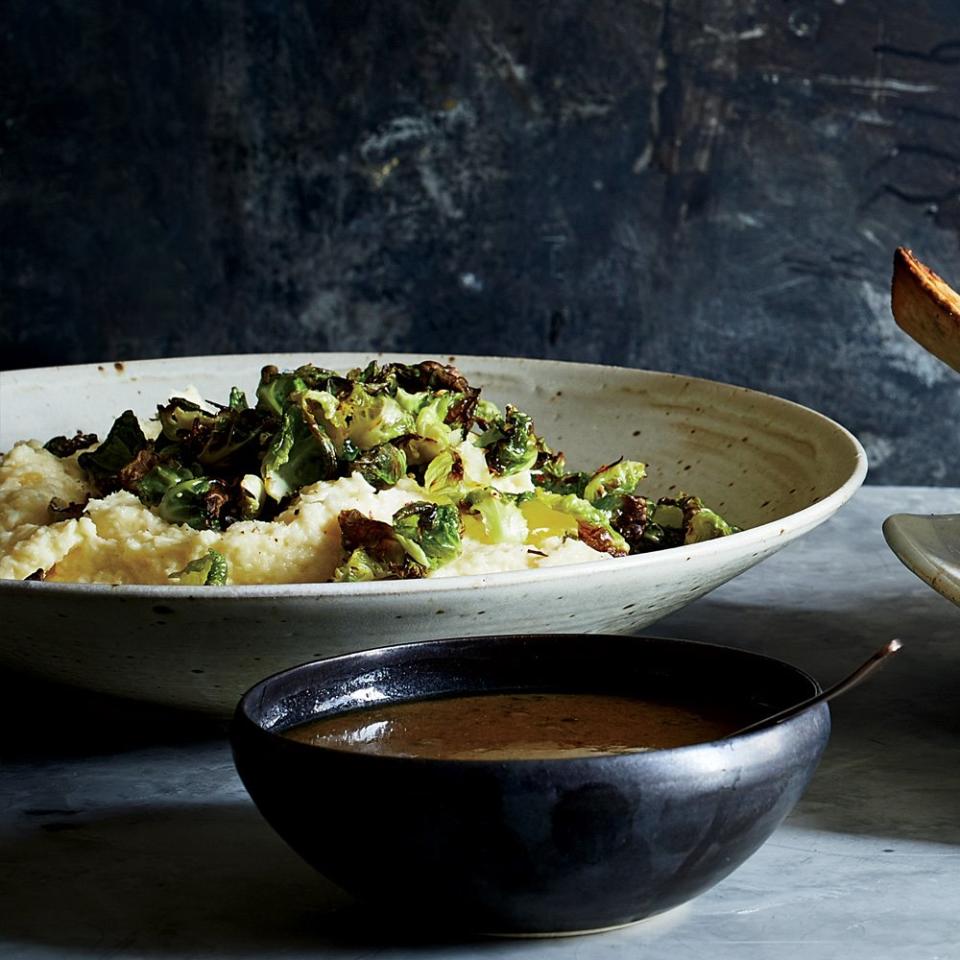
[0,360,735,585]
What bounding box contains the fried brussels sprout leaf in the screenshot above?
[333,547,398,582]
[170,549,229,585]
[464,490,528,544]
[299,385,415,454]
[393,502,463,569]
[239,473,266,519]
[195,409,265,470]
[44,431,99,458]
[136,462,196,506]
[410,394,464,450]
[334,501,463,579]
[299,390,348,450]
[48,496,89,521]
[422,449,467,499]
[156,398,265,472]
[383,359,477,396]
[256,366,310,416]
[344,386,416,450]
[157,398,218,444]
[334,509,423,581]
[353,444,408,489]
[583,459,647,502]
[160,475,226,529]
[674,497,738,543]
[532,490,630,556]
[77,411,147,489]
[607,494,739,553]
[262,405,338,502]
[534,469,591,498]
[479,406,541,476]
[135,460,231,530]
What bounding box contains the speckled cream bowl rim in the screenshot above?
[0,352,867,600]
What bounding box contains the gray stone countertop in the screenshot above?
[1,486,958,959]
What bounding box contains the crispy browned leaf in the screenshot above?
[203,484,232,525]
[577,520,629,557]
[413,361,473,394]
[612,495,649,550]
[338,509,408,565]
[117,447,160,491]
[44,431,99,458]
[48,497,90,521]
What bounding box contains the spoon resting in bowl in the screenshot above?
[730,639,903,738]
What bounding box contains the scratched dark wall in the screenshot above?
[2,1,959,483]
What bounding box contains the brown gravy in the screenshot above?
[281,692,752,760]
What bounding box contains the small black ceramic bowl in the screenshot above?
[231,634,829,936]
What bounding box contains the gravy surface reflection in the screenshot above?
[281,692,754,759]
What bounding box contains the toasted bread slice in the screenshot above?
[891,247,960,374]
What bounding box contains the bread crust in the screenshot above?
[891,247,960,374]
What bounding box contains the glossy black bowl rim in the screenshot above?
[232,633,827,768]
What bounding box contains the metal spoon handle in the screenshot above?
[730,639,903,738]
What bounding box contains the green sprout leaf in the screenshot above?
[170,549,229,585]
[482,405,540,476]
[345,385,416,450]
[352,443,408,489]
[136,462,196,506]
[262,405,338,502]
[463,489,528,544]
[77,411,147,488]
[392,501,463,570]
[238,473,266,519]
[255,366,310,416]
[158,475,223,529]
[157,398,218,444]
[583,459,647,502]
[532,489,629,556]
[334,509,424,581]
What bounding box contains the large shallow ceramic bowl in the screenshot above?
[231,633,831,936]
[0,353,866,712]
[883,513,960,607]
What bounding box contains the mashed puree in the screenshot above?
[0,440,608,584]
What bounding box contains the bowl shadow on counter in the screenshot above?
[0,802,519,956]
[0,670,227,762]
[657,590,960,847]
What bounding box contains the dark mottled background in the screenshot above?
[1,1,959,483]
